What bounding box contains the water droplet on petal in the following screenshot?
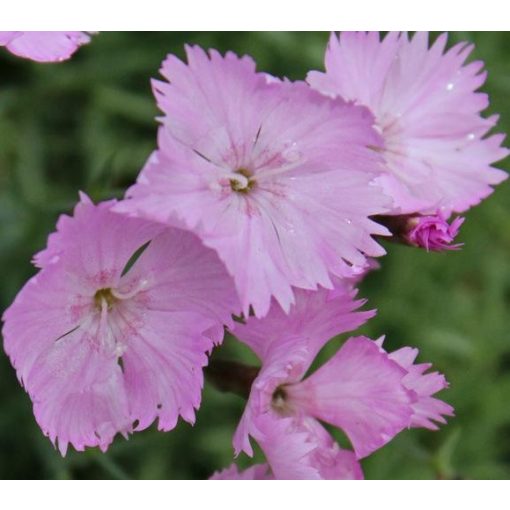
[281,140,302,163]
[467,133,475,141]
[446,82,454,91]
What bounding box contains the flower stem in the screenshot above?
[205,359,259,399]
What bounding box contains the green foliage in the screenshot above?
[0,32,509,480]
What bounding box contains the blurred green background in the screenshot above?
[0,32,509,480]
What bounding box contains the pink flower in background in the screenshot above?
[115,45,391,317]
[231,283,453,478]
[308,32,508,216]
[210,463,273,480]
[407,213,464,251]
[0,31,92,62]
[2,195,239,454]
[230,283,374,478]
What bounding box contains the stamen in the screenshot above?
[97,296,115,352]
[230,168,256,193]
[271,385,292,415]
[93,288,117,311]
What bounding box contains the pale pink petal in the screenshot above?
[231,280,374,374]
[117,307,214,431]
[308,32,401,108]
[233,395,257,457]
[237,413,323,480]
[0,32,21,45]
[3,259,131,455]
[26,329,130,455]
[33,193,162,276]
[289,336,413,459]
[2,263,88,384]
[306,419,363,480]
[152,46,268,159]
[120,227,240,340]
[372,173,432,215]
[316,448,363,480]
[115,228,239,430]
[4,31,92,62]
[235,411,362,480]
[388,346,454,430]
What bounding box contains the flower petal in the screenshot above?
[289,336,413,458]
[232,280,374,377]
[388,346,454,429]
[23,323,129,455]
[0,32,21,45]
[33,194,163,287]
[234,411,362,480]
[4,31,91,62]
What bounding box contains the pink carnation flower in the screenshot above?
[231,284,453,478]
[0,31,92,62]
[308,32,508,216]
[231,283,373,478]
[2,195,239,454]
[407,213,464,251]
[114,45,390,317]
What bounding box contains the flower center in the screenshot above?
[271,385,293,416]
[93,288,117,311]
[230,168,256,193]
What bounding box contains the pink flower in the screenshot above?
[408,213,464,251]
[308,32,508,216]
[2,195,239,454]
[231,283,373,478]
[210,463,273,480]
[0,31,92,62]
[114,45,390,317]
[231,284,453,478]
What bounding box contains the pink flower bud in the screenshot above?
[408,213,464,252]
